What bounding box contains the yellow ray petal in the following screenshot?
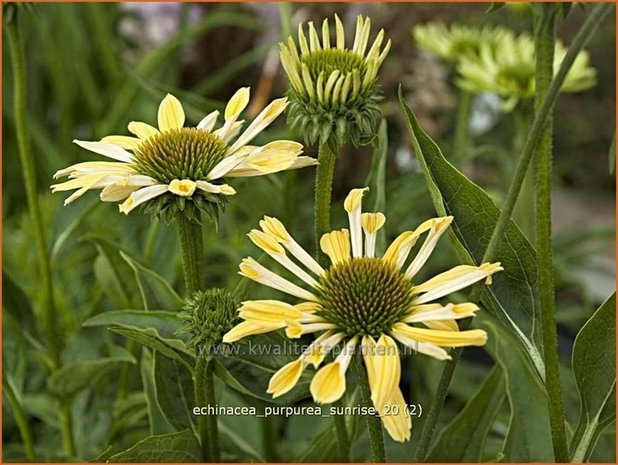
[320,229,351,265]
[128,121,159,139]
[222,321,279,343]
[267,359,305,398]
[310,361,346,404]
[392,322,487,347]
[157,94,185,131]
[369,335,401,412]
[225,87,250,120]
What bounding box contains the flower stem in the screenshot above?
[534,6,569,462]
[6,14,76,459]
[333,399,351,461]
[176,211,218,461]
[411,4,612,460]
[355,355,386,463]
[195,355,220,462]
[314,141,338,265]
[177,213,206,296]
[451,89,473,164]
[3,372,37,461]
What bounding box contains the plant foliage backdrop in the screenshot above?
[2,2,616,463]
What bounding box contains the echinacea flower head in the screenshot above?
[413,22,511,63]
[51,89,316,221]
[280,15,391,146]
[456,32,596,109]
[223,188,502,442]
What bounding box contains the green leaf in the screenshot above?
[215,332,311,404]
[107,429,201,462]
[427,365,506,461]
[47,355,136,399]
[83,310,184,341]
[480,317,554,461]
[89,237,140,308]
[486,2,505,13]
[120,251,183,311]
[364,120,388,253]
[140,349,173,436]
[108,326,193,371]
[570,293,616,462]
[154,351,195,431]
[399,90,544,376]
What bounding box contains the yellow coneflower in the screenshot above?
[223,188,502,442]
[456,32,597,109]
[51,89,316,217]
[413,22,511,63]
[280,15,391,146]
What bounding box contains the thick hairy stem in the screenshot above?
[314,141,338,266]
[177,213,206,296]
[534,6,569,462]
[355,355,386,462]
[195,356,220,462]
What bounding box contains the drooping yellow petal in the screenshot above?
[369,335,401,412]
[310,361,346,404]
[157,94,185,131]
[423,319,459,332]
[222,321,279,343]
[380,387,412,442]
[238,300,303,324]
[320,229,351,265]
[391,322,487,347]
[168,179,197,197]
[267,359,305,398]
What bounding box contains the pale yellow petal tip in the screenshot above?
[260,216,291,242]
[343,187,369,213]
[264,97,289,119]
[168,179,197,197]
[310,362,346,404]
[220,185,236,196]
[158,94,185,131]
[361,212,386,234]
[225,87,251,120]
[482,262,503,284]
[248,229,285,255]
[238,258,259,279]
[267,359,304,398]
[285,323,303,339]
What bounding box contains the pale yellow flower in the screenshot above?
[456,32,596,108]
[51,90,316,215]
[223,188,502,442]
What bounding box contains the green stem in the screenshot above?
[195,356,220,462]
[6,15,76,459]
[534,6,569,462]
[177,213,206,296]
[355,355,386,462]
[260,407,278,462]
[333,399,351,461]
[412,4,613,460]
[314,141,338,265]
[451,89,473,164]
[3,374,37,461]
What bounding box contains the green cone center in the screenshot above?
[131,127,228,184]
[317,257,414,338]
[302,49,367,82]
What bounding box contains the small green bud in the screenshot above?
[178,288,240,356]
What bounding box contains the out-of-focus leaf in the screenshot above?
[364,120,388,253]
[119,251,183,311]
[427,365,506,462]
[570,293,616,462]
[609,133,615,175]
[215,332,311,404]
[47,355,136,399]
[154,351,195,431]
[108,326,192,371]
[2,271,38,337]
[141,349,174,436]
[486,2,505,13]
[109,393,149,442]
[399,90,544,377]
[84,310,184,340]
[89,237,140,309]
[107,429,201,462]
[480,317,554,461]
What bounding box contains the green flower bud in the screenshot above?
[280,15,391,147]
[178,288,240,356]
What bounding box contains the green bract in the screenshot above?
[280,15,391,146]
